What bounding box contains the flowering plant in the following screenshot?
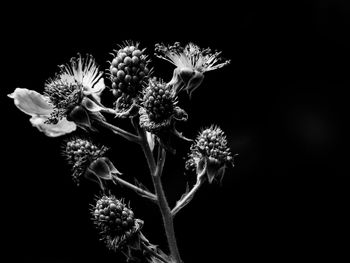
[8,41,235,263]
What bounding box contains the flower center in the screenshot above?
[44,80,83,123]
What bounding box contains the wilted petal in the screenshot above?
[30,116,76,137]
[8,88,53,116]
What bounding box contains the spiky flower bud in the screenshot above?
[186,126,234,183]
[63,138,120,189]
[142,78,174,121]
[91,195,143,251]
[109,41,151,99]
[139,78,187,132]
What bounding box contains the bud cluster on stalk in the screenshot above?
[92,195,142,251]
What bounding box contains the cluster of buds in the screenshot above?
[186,126,234,183]
[9,40,234,263]
[63,138,120,189]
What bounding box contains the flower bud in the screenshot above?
[91,195,143,251]
[186,126,234,183]
[109,41,151,99]
[63,138,119,189]
[139,78,187,132]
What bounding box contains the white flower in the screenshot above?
[155,42,230,97]
[8,54,106,137]
[58,53,105,102]
[8,88,76,137]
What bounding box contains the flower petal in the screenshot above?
[8,88,53,116]
[91,77,105,94]
[30,116,76,137]
[83,77,105,102]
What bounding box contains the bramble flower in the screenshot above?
[186,125,234,183]
[155,42,230,97]
[109,41,152,117]
[139,78,187,133]
[63,138,120,190]
[8,54,106,136]
[91,195,143,252]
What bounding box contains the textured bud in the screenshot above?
[63,138,109,185]
[109,41,151,99]
[142,78,174,122]
[186,126,234,183]
[139,78,187,132]
[91,195,143,251]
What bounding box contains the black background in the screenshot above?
[2,1,348,262]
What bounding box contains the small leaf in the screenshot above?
[206,157,222,184]
[146,131,155,152]
[68,105,92,129]
[89,158,113,180]
[102,157,122,175]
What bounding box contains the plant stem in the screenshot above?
[139,130,182,263]
[96,119,141,143]
[99,107,117,115]
[171,177,204,217]
[112,175,157,202]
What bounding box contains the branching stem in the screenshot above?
[171,175,205,217]
[96,119,141,143]
[136,124,182,263]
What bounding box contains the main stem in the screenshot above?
[139,131,182,263]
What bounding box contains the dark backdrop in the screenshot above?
[2,1,348,262]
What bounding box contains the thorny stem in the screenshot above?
[136,123,182,263]
[111,175,157,202]
[96,119,141,143]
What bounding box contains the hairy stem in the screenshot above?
[138,129,182,263]
[112,175,157,202]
